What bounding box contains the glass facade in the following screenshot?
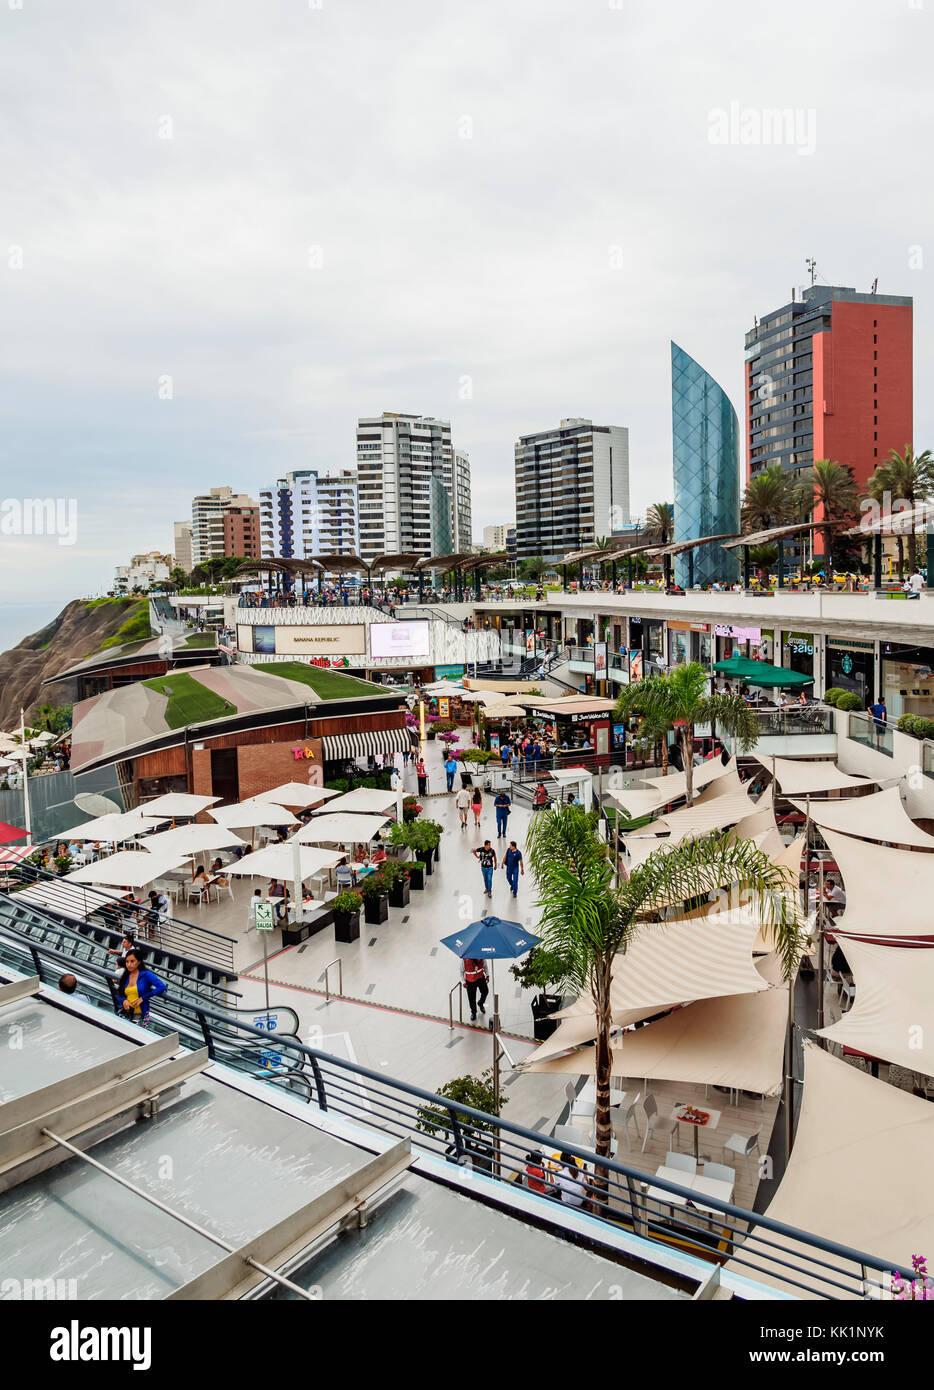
[671,343,740,587]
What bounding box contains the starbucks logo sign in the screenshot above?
[841,654,854,675]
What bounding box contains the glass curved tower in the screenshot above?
[671,342,740,587]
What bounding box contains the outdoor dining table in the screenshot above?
[578,1082,627,1108]
[643,1165,735,1221]
[672,1103,721,1163]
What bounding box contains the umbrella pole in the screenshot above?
[491,989,502,1179]
[816,857,825,1033]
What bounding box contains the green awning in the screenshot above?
[712,655,814,689]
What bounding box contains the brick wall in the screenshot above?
[237,738,323,801]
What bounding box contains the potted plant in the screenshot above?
[459,747,495,788]
[361,869,390,924]
[402,795,422,823]
[383,860,411,908]
[509,946,568,1040]
[332,890,362,943]
[420,819,443,864]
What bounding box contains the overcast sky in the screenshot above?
[1,0,931,606]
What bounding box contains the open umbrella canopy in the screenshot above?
[140,824,246,855]
[141,793,221,818]
[0,821,27,845]
[712,655,814,689]
[292,812,389,844]
[57,811,170,843]
[243,782,340,809]
[64,850,192,887]
[440,916,540,960]
[320,787,399,816]
[225,843,342,881]
[209,802,298,829]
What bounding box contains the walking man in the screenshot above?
[473,840,497,897]
[493,788,512,838]
[454,783,472,828]
[416,756,428,796]
[444,751,458,793]
[503,840,524,897]
[460,957,489,1022]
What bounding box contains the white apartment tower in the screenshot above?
[514,418,630,561]
[355,413,471,561]
[258,470,359,561]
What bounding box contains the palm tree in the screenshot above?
[742,465,794,532]
[526,807,807,1162]
[644,503,674,546]
[615,662,759,805]
[867,446,934,578]
[795,459,862,575]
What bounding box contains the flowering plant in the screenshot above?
[890,1254,934,1300]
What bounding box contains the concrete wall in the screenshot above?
[833,709,934,822]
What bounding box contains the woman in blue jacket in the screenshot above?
[116,950,167,1025]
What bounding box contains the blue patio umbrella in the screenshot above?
[441,916,540,1001]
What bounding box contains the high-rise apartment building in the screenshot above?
[355,413,470,561]
[190,487,258,566]
[173,520,193,573]
[745,284,913,490]
[222,504,261,558]
[514,419,630,562]
[258,470,358,561]
[482,523,512,551]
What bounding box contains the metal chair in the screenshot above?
[721,1129,762,1181]
[641,1093,679,1153]
[840,978,856,1012]
[612,1092,642,1146]
[552,1124,585,1147]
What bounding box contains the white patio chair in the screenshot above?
[612,1092,642,1146]
[565,1081,595,1123]
[553,1124,585,1147]
[641,1093,679,1153]
[721,1129,762,1182]
[702,1161,735,1188]
[665,1151,695,1175]
[840,978,856,1012]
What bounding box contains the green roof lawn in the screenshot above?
[270,662,386,700]
[142,672,232,729]
[178,633,217,649]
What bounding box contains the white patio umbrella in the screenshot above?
[227,841,343,917]
[318,788,398,816]
[209,802,298,828]
[291,813,389,844]
[141,793,221,818]
[244,782,340,809]
[57,811,170,843]
[64,850,192,888]
[139,824,246,857]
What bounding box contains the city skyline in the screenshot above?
[2,0,931,603]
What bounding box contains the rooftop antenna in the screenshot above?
[871,277,878,294]
[806,258,817,286]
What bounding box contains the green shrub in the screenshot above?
[898,713,921,735]
[835,691,862,711]
[360,870,390,899]
[332,891,362,914]
[822,688,846,707]
[461,748,497,765]
[917,718,934,740]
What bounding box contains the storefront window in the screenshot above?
[668,628,688,667]
[826,640,874,706]
[695,631,712,665]
[782,631,814,677]
[881,644,934,720]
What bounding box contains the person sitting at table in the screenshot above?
[370,843,387,866]
[267,877,289,921]
[335,857,357,891]
[143,890,169,938]
[554,1153,587,1209]
[190,865,212,902]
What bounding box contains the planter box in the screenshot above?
[364,894,389,924]
[433,843,440,863]
[408,862,425,890]
[280,922,310,947]
[389,879,410,908]
[334,911,360,943]
[531,993,563,1041]
[417,849,434,876]
[459,771,473,788]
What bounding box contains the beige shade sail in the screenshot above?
[292,813,389,844]
[553,912,769,1026]
[140,793,220,818]
[789,786,934,849]
[755,1043,934,1290]
[244,783,340,809]
[522,1009,672,1065]
[320,788,398,815]
[64,850,192,887]
[645,757,738,798]
[817,937,934,1075]
[609,787,674,819]
[630,791,760,845]
[526,988,788,1094]
[820,827,934,938]
[226,844,342,880]
[209,802,298,829]
[754,756,876,796]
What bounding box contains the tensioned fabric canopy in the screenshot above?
[789,786,934,849]
[483,702,529,719]
[141,793,220,818]
[610,758,738,820]
[226,844,342,881]
[819,828,934,938]
[291,813,389,844]
[817,937,934,1076]
[756,1043,934,1289]
[65,850,192,887]
[210,802,298,829]
[552,911,769,1027]
[321,788,398,815]
[755,756,877,796]
[713,655,814,688]
[721,521,821,550]
[626,791,760,846]
[524,988,788,1095]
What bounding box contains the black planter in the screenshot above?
[388,879,410,908]
[334,910,360,943]
[417,849,434,876]
[460,771,473,787]
[408,862,425,890]
[363,893,389,924]
[531,993,563,1040]
[280,922,310,946]
[433,843,440,863]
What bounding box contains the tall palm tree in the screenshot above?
[615,662,759,805]
[742,464,794,532]
[643,502,674,546]
[526,807,807,1162]
[867,446,934,578]
[795,459,861,575]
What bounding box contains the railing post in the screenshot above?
[195,1010,215,1060]
[308,1055,327,1110]
[448,1105,466,1160]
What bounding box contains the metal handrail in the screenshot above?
[448,981,464,1029]
[323,958,343,1002]
[0,921,916,1300]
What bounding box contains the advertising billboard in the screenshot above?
[369,620,431,661]
[593,641,608,679]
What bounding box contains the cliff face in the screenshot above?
[0,599,146,730]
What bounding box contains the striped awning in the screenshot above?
[322,728,411,761]
[0,845,33,867]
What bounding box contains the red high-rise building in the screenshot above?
[745,284,913,492]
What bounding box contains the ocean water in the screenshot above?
[0,600,67,656]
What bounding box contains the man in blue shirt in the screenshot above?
[444,752,458,792]
[867,697,887,744]
[493,789,512,838]
[503,841,524,897]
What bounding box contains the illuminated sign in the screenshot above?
[369,620,431,661]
